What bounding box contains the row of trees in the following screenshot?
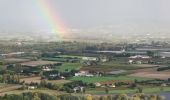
[0,74,20,84]
[0,41,118,54]
[0,92,165,100]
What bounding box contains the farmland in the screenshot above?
[69,76,150,83]
[55,63,81,72]
[87,87,170,94]
[2,58,30,64]
[20,77,41,84]
[0,41,169,99]
[129,67,170,79]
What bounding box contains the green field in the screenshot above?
[42,55,83,62]
[42,57,68,62]
[69,76,150,83]
[87,87,170,94]
[56,55,83,59]
[56,63,81,72]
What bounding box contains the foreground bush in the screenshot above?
[0,92,165,100]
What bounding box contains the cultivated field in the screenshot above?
[69,76,150,83]
[48,80,71,84]
[20,77,41,84]
[55,63,81,72]
[2,58,31,64]
[129,68,170,79]
[0,84,22,95]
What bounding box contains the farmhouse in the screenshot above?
[75,71,94,77]
[129,55,150,59]
[82,57,98,61]
[28,86,37,90]
[99,56,109,62]
[73,86,84,93]
[128,55,151,64]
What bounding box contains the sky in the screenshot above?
[0,0,170,34]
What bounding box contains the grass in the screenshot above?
[0,83,10,89]
[69,76,150,83]
[56,55,83,59]
[42,57,68,62]
[0,89,62,96]
[48,80,72,86]
[56,63,81,72]
[87,87,170,94]
[101,61,156,70]
[0,65,4,70]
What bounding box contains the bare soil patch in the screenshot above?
[20,77,41,84]
[129,67,170,79]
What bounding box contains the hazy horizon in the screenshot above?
[0,0,170,35]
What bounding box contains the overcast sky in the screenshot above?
[0,0,170,33]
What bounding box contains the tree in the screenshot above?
[22,83,27,90]
[40,79,47,87]
[160,86,164,92]
[157,95,165,100]
[33,93,41,100]
[13,74,20,83]
[147,51,154,57]
[82,88,86,94]
[105,87,109,94]
[86,94,93,100]
[2,74,8,83]
[136,87,143,93]
[117,94,128,100]
[14,64,22,73]
[149,94,157,100]
[132,95,140,100]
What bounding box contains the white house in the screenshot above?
[129,55,150,59]
[28,86,37,90]
[73,86,84,93]
[75,71,94,77]
[82,57,98,61]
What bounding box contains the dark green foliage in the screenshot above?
[0,92,165,100]
[136,87,143,93]
[0,74,20,84]
[157,66,170,71]
[105,87,109,94]
[0,92,58,100]
[43,70,60,80]
[147,51,154,57]
[58,94,81,100]
[39,80,59,90]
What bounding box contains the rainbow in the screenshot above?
[35,0,69,39]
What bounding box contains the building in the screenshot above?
[82,57,98,61]
[28,86,37,90]
[128,55,151,64]
[73,86,84,93]
[129,55,150,59]
[75,71,94,77]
